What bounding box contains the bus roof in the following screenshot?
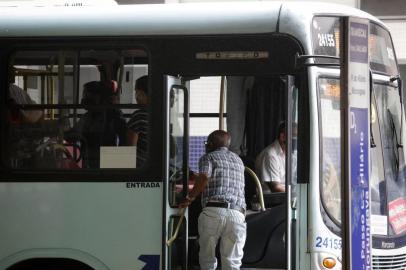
[0,2,383,45]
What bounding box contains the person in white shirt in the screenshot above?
[255,122,286,192]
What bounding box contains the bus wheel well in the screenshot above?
[7,258,94,270]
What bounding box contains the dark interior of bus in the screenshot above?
[175,74,300,270]
[164,36,307,270]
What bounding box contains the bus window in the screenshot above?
[370,23,398,75]
[189,76,224,173]
[319,77,342,229]
[370,90,387,232]
[373,82,406,236]
[169,82,188,206]
[6,49,149,170]
[312,19,399,75]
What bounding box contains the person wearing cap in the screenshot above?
[179,130,246,270]
[255,122,287,193]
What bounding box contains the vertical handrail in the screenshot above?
[219,76,225,130]
[118,56,124,95]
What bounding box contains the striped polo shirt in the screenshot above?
[127,108,148,167]
[199,147,246,209]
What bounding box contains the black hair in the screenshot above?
[135,75,148,95]
[82,81,112,105]
[278,121,286,135]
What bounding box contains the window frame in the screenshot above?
[317,75,342,236]
[0,38,163,182]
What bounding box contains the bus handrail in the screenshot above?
[166,207,186,247]
[167,167,265,247]
[245,167,266,211]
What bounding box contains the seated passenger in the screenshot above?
[8,83,43,123]
[68,81,127,168]
[255,122,286,192]
[127,75,149,168]
[7,84,45,168]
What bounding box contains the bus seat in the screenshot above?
[263,192,286,208]
[243,203,286,268]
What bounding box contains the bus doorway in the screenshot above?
[165,73,303,270]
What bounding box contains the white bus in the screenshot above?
[0,2,405,270]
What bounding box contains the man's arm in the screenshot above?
[127,129,139,146]
[179,173,208,208]
[127,110,145,146]
[268,181,286,193]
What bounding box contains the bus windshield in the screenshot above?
[319,76,406,238]
[373,83,406,237]
[312,18,398,75]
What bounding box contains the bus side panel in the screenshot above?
[0,182,163,270]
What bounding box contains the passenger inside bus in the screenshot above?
[66,80,127,168]
[127,75,149,168]
[8,83,43,124]
[7,82,51,169]
[255,121,286,192]
[179,130,246,270]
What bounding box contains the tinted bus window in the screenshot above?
[312,18,398,75]
[6,49,149,170]
[373,83,406,237]
[370,23,398,75]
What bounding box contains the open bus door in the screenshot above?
[164,74,300,270]
[165,75,189,270]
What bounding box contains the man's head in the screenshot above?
[135,75,148,105]
[277,121,286,151]
[206,130,231,153]
[81,81,112,110]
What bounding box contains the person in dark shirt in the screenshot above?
[68,81,127,168]
[127,75,149,168]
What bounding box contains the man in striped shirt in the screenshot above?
[180,130,246,270]
[127,75,149,168]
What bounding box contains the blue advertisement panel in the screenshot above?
[346,18,371,270]
[350,108,371,270]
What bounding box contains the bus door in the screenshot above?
[285,74,299,270]
[165,75,189,270]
